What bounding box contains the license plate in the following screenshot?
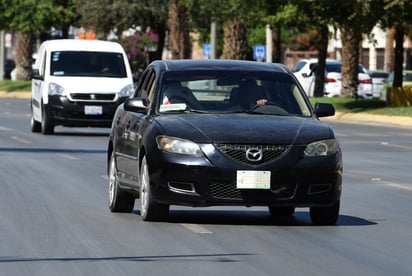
[236,170,271,189]
[84,105,103,115]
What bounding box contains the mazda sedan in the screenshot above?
[107,59,343,225]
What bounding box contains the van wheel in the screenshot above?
[31,116,41,133]
[41,104,54,135]
[30,103,41,133]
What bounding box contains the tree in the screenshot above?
[167,0,192,59]
[77,0,169,63]
[282,0,337,97]
[332,0,385,98]
[0,0,79,80]
[380,0,412,88]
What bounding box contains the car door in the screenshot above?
[115,68,156,186]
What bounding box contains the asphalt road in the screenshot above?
[1,98,411,276]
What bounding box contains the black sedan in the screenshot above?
[107,59,342,225]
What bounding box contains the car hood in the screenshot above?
[154,114,335,145]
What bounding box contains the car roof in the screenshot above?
[150,59,291,73]
[39,39,125,52]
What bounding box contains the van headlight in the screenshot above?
[48,82,65,96]
[119,84,134,98]
[156,136,203,157]
[304,139,339,157]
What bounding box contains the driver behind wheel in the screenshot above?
[238,79,267,109]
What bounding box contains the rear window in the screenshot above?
[325,63,366,74]
[50,51,127,78]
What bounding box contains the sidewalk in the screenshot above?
[0,91,31,99]
[322,112,412,127]
[1,90,411,127]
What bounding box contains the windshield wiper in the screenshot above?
[184,109,209,114]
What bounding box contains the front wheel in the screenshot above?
[310,201,340,225]
[140,156,169,221]
[41,104,54,135]
[30,101,41,133]
[108,153,135,213]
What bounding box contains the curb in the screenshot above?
[0,91,31,99]
[322,112,412,127]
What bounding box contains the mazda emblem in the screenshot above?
[245,147,263,162]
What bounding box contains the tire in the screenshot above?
[310,201,340,226]
[41,104,54,135]
[108,153,135,213]
[268,206,295,217]
[30,101,41,133]
[139,156,169,221]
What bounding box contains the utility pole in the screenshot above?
[266,24,272,63]
[0,31,5,80]
[210,21,217,59]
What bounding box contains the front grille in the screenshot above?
[69,93,116,102]
[209,181,297,201]
[214,143,289,166]
[210,181,242,200]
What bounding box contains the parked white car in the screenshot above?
[292,59,373,98]
[367,70,389,99]
[31,39,134,134]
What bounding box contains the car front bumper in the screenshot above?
[147,149,343,208]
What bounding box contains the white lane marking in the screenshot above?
[181,223,213,234]
[381,181,412,192]
[57,153,80,160]
[10,135,31,144]
[0,126,13,131]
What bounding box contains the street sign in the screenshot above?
[253,45,266,60]
[203,44,211,58]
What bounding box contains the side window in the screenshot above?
[134,69,155,99]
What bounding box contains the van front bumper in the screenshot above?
[46,95,128,127]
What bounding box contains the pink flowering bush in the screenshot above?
[120,30,158,73]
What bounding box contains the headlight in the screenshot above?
[119,84,134,98]
[48,82,65,96]
[156,136,203,157]
[304,139,339,157]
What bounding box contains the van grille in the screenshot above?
[69,93,117,102]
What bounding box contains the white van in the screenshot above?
[31,39,134,134]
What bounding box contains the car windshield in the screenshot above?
[50,51,127,78]
[157,70,312,116]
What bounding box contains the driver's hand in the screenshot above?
[256,99,267,106]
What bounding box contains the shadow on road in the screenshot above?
[0,252,253,263]
[132,209,377,227]
[0,147,106,154]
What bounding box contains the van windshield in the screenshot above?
[50,51,127,78]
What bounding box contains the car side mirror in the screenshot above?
[32,69,43,80]
[124,97,148,113]
[314,102,335,117]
